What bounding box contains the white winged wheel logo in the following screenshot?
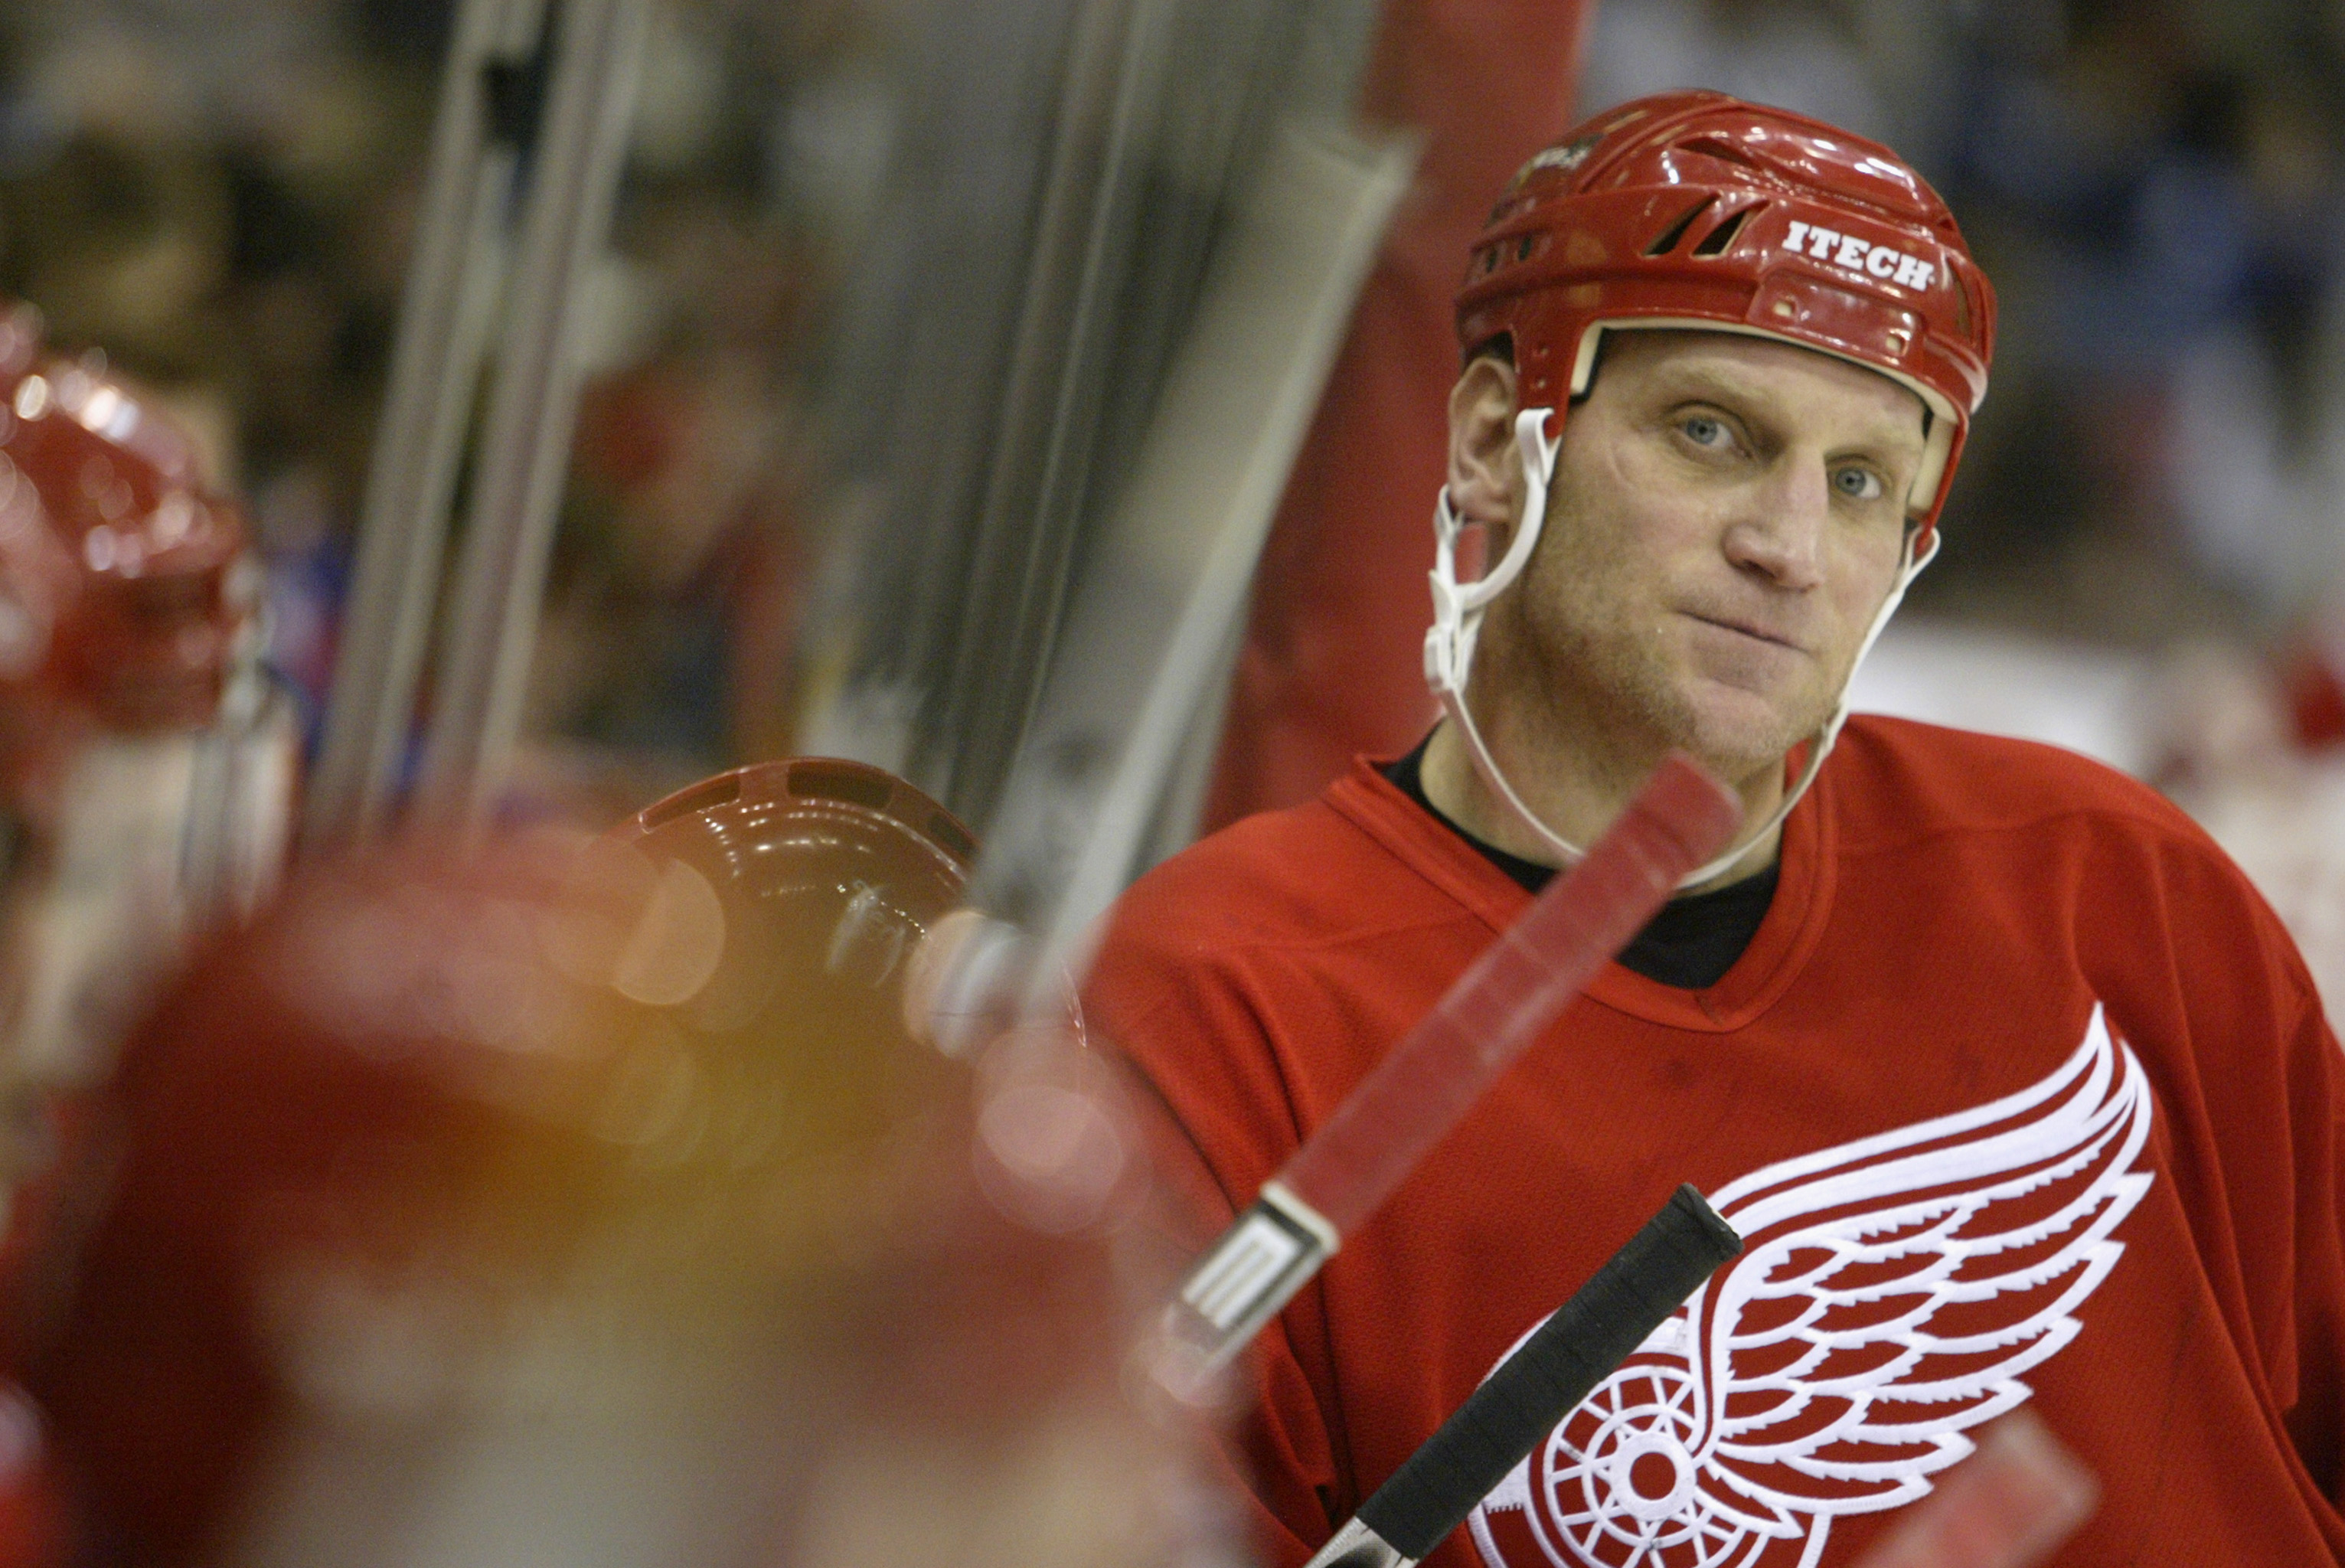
[1466,1004,2155,1568]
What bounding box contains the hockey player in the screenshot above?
[1086,92,2345,1566]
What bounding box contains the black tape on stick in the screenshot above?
[1354,1185,1742,1562]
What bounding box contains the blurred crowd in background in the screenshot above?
[0,0,880,803]
[1,0,2334,793]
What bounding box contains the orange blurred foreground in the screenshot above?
[0,760,1230,1567]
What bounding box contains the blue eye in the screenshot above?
[1833,466,1884,501]
[1682,415,1726,447]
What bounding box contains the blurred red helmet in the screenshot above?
[0,310,78,715]
[0,345,247,731]
[607,756,978,1024]
[1456,90,1995,542]
[3,760,1203,1567]
[0,458,77,705]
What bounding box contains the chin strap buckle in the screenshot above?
[1424,408,1557,703]
[1422,548,1474,696]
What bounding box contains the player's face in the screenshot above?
[1482,329,1927,780]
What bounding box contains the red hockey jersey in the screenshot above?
[1086,716,2345,1567]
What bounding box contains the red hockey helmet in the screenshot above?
[1456,90,1994,541]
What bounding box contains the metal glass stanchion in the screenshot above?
[305,0,649,846]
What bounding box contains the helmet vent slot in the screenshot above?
[1950,272,1973,336]
[1690,205,1753,257]
[641,774,740,829]
[1644,198,1715,256]
[1678,135,1764,172]
[788,761,893,811]
[925,812,976,863]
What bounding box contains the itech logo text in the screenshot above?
[1783,220,1935,289]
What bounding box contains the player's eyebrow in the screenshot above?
[1649,358,1925,466]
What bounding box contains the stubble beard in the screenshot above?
[1483,536,1837,796]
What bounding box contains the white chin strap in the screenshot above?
[1422,406,1938,890]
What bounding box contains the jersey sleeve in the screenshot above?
[2219,871,2345,1511]
[1088,946,1348,1566]
[2124,830,2345,1517]
[2278,991,2345,1507]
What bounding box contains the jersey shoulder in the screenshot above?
[1832,714,2328,1024]
[1085,777,1478,1158]
[1099,779,1455,965]
[1831,713,2209,851]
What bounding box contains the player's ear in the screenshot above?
[1447,354,1521,532]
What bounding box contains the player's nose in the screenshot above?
[1721,457,1827,591]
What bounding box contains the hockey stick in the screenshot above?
[1164,753,1741,1375]
[1302,1184,1742,1568]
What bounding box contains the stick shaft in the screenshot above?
[1279,755,1739,1235]
[1166,754,1739,1372]
[1357,1185,1741,1559]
